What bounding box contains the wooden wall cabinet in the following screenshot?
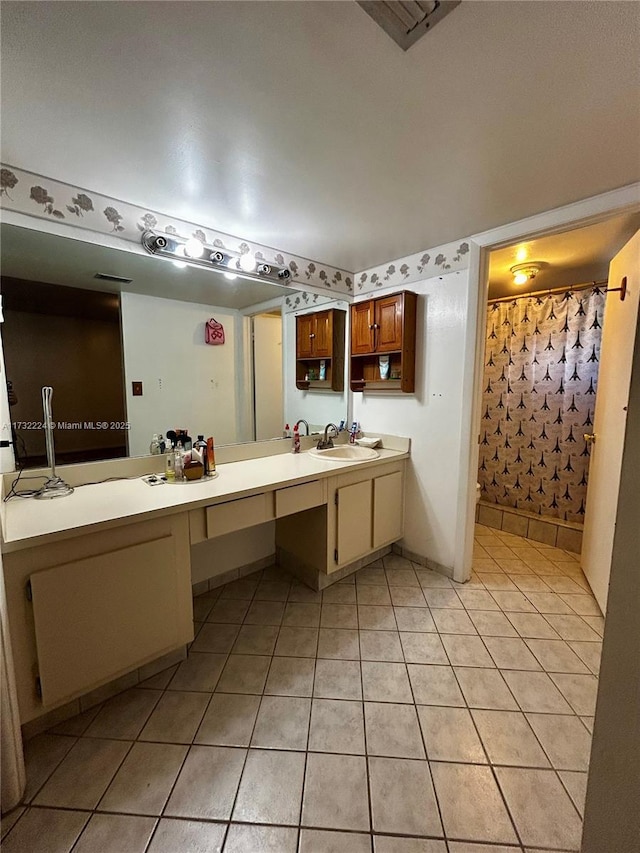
[350,291,417,393]
[295,308,346,391]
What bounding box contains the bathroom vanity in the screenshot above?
[1,438,408,726]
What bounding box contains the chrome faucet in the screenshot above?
[294,419,310,436]
[317,423,339,450]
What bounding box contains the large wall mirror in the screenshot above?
[0,223,349,468]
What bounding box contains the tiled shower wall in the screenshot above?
[476,501,583,554]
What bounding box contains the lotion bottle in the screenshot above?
[174,441,184,480]
[292,423,300,454]
[165,442,175,480]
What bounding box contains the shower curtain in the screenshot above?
[479,286,606,524]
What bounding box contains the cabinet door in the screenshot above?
[336,480,373,566]
[351,301,375,354]
[375,294,404,352]
[313,311,333,358]
[373,471,404,549]
[296,313,314,358]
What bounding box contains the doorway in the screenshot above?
[251,311,283,441]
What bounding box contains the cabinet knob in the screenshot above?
[310,334,315,339]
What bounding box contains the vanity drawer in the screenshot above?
[275,479,325,518]
[206,493,274,538]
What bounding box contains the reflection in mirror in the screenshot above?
[0,223,348,468]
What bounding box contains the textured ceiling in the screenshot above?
[1,1,639,271]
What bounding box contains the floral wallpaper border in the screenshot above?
[0,165,353,296]
[355,239,471,293]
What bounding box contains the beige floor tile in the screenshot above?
[454,667,518,710]
[524,592,573,615]
[375,836,446,852]
[317,628,360,659]
[431,762,517,844]
[216,654,271,694]
[550,673,598,715]
[456,589,499,610]
[233,749,305,825]
[147,819,227,853]
[478,573,518,591]
[386,568,420,587]
[483,637,541,671]
[394,607,436,632]
[431,609,477,635]
[251,695,311,750]
[220,577,259,600]
[544,614,601,642]
[505,612,560,639]
[544,576,587,594]
[496,766,583,849]
[275,626,319,657]
[314,658,362,699]
[423,588,463,609]
[441,635,494,667]
[323,583,357,604]
[360,630,404,661]
[495,559,533,575]
[255,579,291,600]
[301,828,371,852]
[72,813,155,853]
[502,671,573,713]
[484,546,518,561]
[355,567,388,585]
[302,752,370,831]
[232,624,279,655]
[389,585,427,607]
[407,664,465,707]
[559,770,588,817]
[226,823,298,852]
[22,734,78,803]
[362,661,413,702]
[321,603,359,629]
[400,632,448,664]
[511,575,551,593]
[308,698,365,755]
[168,652,226,692]
[50,705,102,736]
[471,709,550,768]
[365,702,425,758]
[195,693,260,746]
[358,605,397,630]
[1,807,89,853]
[265,656,316,696]
[99,741,187,815]
[356,584,392,605]
[468,611,518,637]
[526,713,592,771]
[418,705,485,763]
[289,582,323,603]
[417,569,454,588]
[207,598,250,623]
[471,558,500,573]
[582,615,605,636]
[369,756,442,837]
[191,622,240,653]
[448,844,520,853]
[139,691,209,743]
[0,806,25,840]
[559,594,601,616]
[33,737,131,810]
[84,689,160,740]
[525,638,589,673]
[568,640,602,675]
[244,599,286,625]
[165,744,245,819]
[490,591,536,612]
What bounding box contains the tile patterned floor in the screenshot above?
[1,525,602,852]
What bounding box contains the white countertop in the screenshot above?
[1,448,408,551]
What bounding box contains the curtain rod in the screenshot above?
[489,279,608,305]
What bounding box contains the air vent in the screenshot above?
[94,273,133,284]
[357,0,460,51]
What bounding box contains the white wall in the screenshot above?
[121,293,239,456]
[352,270,474,575]
[283,300,350,433]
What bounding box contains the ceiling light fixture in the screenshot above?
[141,229,292,286]
[510,263,542,286]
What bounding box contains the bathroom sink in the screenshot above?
[308,445,379,462]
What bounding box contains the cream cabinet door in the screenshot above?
[336,480,373,566]
[373,471,404,549]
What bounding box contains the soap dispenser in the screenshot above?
[292,423,301,454]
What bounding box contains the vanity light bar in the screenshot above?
[141,229,291,285]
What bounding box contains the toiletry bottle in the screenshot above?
[338,419,345,432]
[206,437,216,474]
[183,433,192,451]
[150,434,160,455]
[283,424,291,439]
[165,442,175,480]
[194,435,207,467]
[349,422,358,445]
[174,441,184,480]
[158,433,166,453]
[292,423,300,454]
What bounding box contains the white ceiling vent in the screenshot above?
[357,1,460,51]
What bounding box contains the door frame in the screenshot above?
[456,183,640,582]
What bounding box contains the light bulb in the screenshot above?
[173,260,187,269]
[224,272,238,281]
[184,238,205,259]
[239,253,256,272]
[513,272,528,285]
